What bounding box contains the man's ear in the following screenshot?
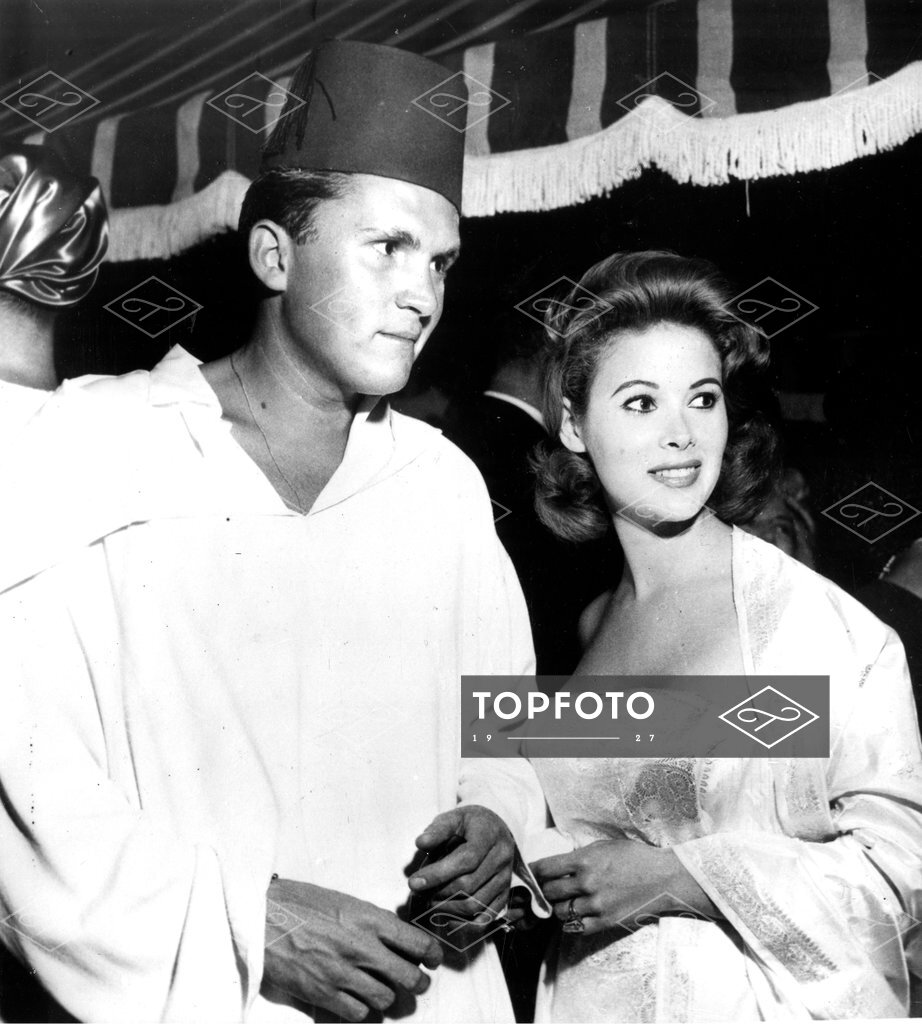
[559,398,587,453]
[248,220,291,293]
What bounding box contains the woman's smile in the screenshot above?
[649,460,702,487]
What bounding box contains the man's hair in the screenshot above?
[0,288,51,322]
[238,167,353,244]
[533,250,781,542]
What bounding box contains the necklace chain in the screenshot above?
[230,352,308,514]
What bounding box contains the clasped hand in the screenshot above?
[530,838,716,938]
[262,806,517,1021]
[408,804,519,925]
[263,878,442,1022]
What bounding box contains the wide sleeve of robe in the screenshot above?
[673,530,922,1019]
[0,557,265,1023]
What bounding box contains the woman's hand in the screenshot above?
[530,839,719,937]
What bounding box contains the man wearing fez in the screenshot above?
[0,41,547,1022]
[0,143,107,429]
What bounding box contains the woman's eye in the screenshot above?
[690,391,720,409]
[623,395,655,413]
[373,240,398,257]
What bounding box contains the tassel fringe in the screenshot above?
[107,63,922,260]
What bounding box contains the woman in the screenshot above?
[525,251,922,1020]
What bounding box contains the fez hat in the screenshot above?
[262,40,466,211]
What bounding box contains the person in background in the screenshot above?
[444,321,618,676]
[0,143,107,429]
[857,539,922,720]
[738,465,816,568]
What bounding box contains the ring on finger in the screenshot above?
[562,896,585,934]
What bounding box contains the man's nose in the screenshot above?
[396,264,439,319]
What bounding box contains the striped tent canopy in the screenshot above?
[2,0,920,260]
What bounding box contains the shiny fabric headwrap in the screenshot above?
[0,144,108,308]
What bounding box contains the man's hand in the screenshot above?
[530,840,719,938]
[263,877,442,1022]
[408,805,517,924]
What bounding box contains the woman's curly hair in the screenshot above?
[533,251,781,542]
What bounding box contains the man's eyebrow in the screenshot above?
[359,227,419,248]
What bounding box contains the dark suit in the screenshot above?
[444,393,619,676]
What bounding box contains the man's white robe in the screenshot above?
[0,346,547,1022]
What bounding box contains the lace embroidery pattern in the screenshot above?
[553,927,658,1023]
[623,759,699,830]
[698,847,838,982]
